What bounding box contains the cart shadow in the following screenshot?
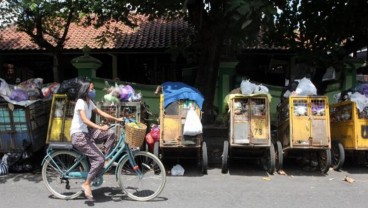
[226,159,271,177]
[278,158,333,177]
[163,160,210,177]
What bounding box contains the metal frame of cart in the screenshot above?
[154,94,208,174]
[276,96,331,173]
[330,100,368,170]
[221,94,275,174]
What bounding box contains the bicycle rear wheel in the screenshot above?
[117,151,166,201]
[42,150,89,200]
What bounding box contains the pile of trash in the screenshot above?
[103,82,142,104]
[333,83,368,118]
[240,79,269,95]
[0,78,50,102]
[281,77,317,99]
[0,141,35,176]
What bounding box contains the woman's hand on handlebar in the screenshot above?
[100,124,109,131]
[116,117,124,122]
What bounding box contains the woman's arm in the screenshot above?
[79,109,107,130]
[94,107,123,122]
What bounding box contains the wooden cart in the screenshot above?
[221,94,275,174]
[154,94,208,174]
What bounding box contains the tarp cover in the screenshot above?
[162,82,204,110]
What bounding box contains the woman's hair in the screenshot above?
[77,82,91,101]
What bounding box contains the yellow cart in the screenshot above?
[222,94,275,174]
[277,96,331,173]
[330,100,368,170]
[46,94,75,144]
[155,94,207,174]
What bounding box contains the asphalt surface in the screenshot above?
[1,158,368,208]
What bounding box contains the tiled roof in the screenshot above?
[0,18,189,51]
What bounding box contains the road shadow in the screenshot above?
[85,186,168,204]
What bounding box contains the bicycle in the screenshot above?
[41,123,166,201]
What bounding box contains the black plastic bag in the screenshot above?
[57,76,91,100]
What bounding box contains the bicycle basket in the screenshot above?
[125,122,147,148]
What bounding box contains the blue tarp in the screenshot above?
[162,82,204,110]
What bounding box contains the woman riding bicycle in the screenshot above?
[70,81,123,200]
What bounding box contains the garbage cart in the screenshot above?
[154,82,208,174]
[221,94,275,174]
[330,100,368,170]
[0,99,51,153]
[276,96,331,173]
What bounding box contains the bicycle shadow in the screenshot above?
[84,187,168,205]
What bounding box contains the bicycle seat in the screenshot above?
[48,142,74,150]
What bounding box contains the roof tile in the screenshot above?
[0,18,188,51]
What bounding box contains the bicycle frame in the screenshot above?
[42,124,142,182]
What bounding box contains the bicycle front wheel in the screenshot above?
[42,150,89,200]
[117,151,166,201]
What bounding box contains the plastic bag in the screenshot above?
[350,92,368,112]
[0,78,11,96]
[183,108,203,136]
[254,84,269,94]
[57,76,91,100]
[0,154,9,176]
[119,85,135,101]
[171,164,185,176]
[9,88,29,101]
[295,77,317,96]
[150,125,160,140]
[240,79,256,95]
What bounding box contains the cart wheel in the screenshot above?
[318,149,331,174]
[153,141,160,158]
[221,140,229,174]
[201,141,208,174]
[275,141,283,171]
[264,145,275,174]
[331,141,345,171]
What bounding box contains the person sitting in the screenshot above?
[70,82,123,200]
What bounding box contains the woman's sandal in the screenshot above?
[81,184,93,200]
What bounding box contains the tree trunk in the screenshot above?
[195,35,222,123]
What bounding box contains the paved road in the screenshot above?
[1,159,368,208]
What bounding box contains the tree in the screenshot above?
[0,0,91,81]
[86,0,279,119]
[264,0,368,68]
[1,0,280,118]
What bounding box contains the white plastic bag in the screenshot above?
[254,84,269,94]
[295,77,317,96]
[183,108,203,136]
[240,79,257,95]
[350,92,368,112]
[171,164,185,176]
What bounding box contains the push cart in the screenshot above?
[0,99,51,153]
[276,96,331,173]
[330,100,368,170]
[154,82,208,174]
[221,94,275,174]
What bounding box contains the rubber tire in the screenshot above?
[221,140,229,174]
[318,149,332,174]
[42,150,89,200]
[201,141,208,174]
[266,145,276,175]
[153,141,160,158]
[331,141,345,171]
[275,141,283,171]
[117,151,166,201]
